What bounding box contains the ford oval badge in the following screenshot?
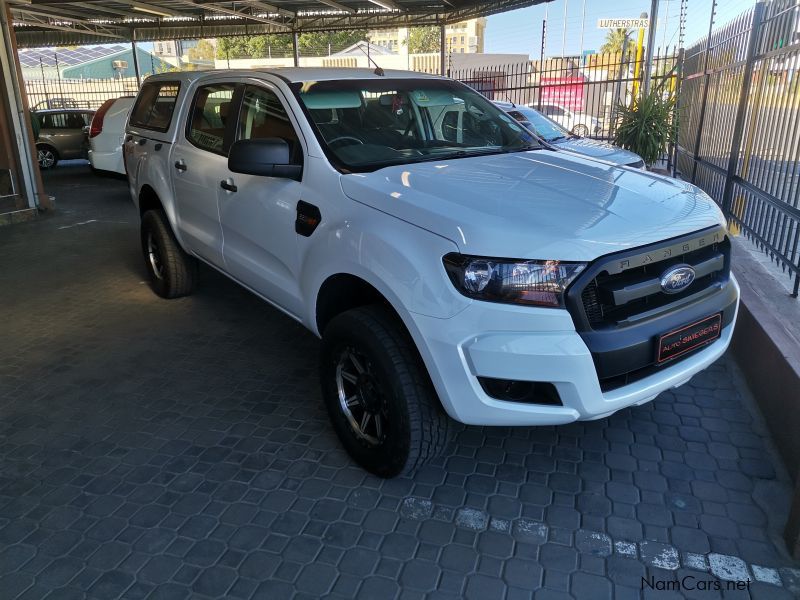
[660,264,696,294]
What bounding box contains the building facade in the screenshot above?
[368,18,486,55]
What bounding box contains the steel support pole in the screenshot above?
[538,19,546,110]
[690,0,717,183]
[440,24,446,76]
[632,14,647,102]
[292,32,299,67]
[131,31,141,87]
[721,2,765,217]
[642,0,659,96]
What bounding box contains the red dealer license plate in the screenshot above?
[656,313,722,364]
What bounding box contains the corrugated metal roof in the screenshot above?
[10,0,549,47]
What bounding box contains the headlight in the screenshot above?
[442,253,586,307]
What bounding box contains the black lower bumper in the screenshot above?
[578,281,738,389]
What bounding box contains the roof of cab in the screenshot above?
[143,67,445,85]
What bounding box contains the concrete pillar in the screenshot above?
[0,0,49,212]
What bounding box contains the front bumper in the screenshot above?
[410,276,739,426]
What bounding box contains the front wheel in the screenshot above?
[140,209,197,299]
[320,305,451,477]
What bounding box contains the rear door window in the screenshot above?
[186,83,238,155]
[41,112,69,129]
[130,81,181,132]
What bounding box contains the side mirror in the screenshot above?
[228,138,302,181]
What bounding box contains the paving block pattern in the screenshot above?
[0,164,798,599]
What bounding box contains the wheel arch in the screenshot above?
[137,184,186,249]
[138,184,163,216]
[315,273,403,336]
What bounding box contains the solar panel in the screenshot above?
[19,44,129,69]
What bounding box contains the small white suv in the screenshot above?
[126,69,739,477]
[89,96,136,175]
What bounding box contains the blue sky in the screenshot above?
[485,0,759,58]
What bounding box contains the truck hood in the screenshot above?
[552,138,644,167]
[339,150,725,261]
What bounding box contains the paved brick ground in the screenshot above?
[1,163,799,599]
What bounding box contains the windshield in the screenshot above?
[292,79,540,172]
[508,107,570,142]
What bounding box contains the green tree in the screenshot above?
[298,30,367,54]
[407,26,439,53]
[187,39,215,61]
[600,28,631,54]
[215,30,366,60]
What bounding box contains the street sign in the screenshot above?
[597,18,649,29]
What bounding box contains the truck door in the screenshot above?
[169,82,239,269]
[217,83,305,316]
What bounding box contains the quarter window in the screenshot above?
[187,83,237,155]
[130,81,181,132]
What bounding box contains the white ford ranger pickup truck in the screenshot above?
[125,69,739,477]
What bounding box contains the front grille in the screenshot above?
[575,234,730,330]
[564,227,735,391]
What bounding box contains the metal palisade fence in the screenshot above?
[677,0,800,296]
[450,48,680,143]
[26,77,139,110]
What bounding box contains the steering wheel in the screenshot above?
[329,136,364,148]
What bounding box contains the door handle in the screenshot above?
[174,160,187,172]
[136,138,147,146]
[220,180,237,193]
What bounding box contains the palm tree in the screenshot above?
[600,28,631,54]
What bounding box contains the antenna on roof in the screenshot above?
[505,94,516,108]
[357,41,384,76]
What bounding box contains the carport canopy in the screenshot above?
[9,0,549,46]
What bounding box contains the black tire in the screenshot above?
[36,144,59,169]
[140,209,197,299]
[320,305,451,477]
[571,124,590,137]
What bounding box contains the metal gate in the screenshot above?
[677,0,800,296]
[450,48,680,142]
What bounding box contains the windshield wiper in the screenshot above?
[548,135,567,142]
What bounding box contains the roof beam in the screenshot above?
[176,0,291,28]
[74,2,145,20]
[10,5,116,25]
[367,0,402,11]
[313,0,355,14]
[238,0,295,18]
[12,14,125,38]
[123,1,186,18]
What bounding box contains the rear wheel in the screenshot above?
[36,145,58,169]
[320,305,452,477]
[140,209,197,298]
[571,124,590,137]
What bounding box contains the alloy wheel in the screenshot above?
[335,346,388,446]
[146,232,165,280]
[38,149,55,168]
